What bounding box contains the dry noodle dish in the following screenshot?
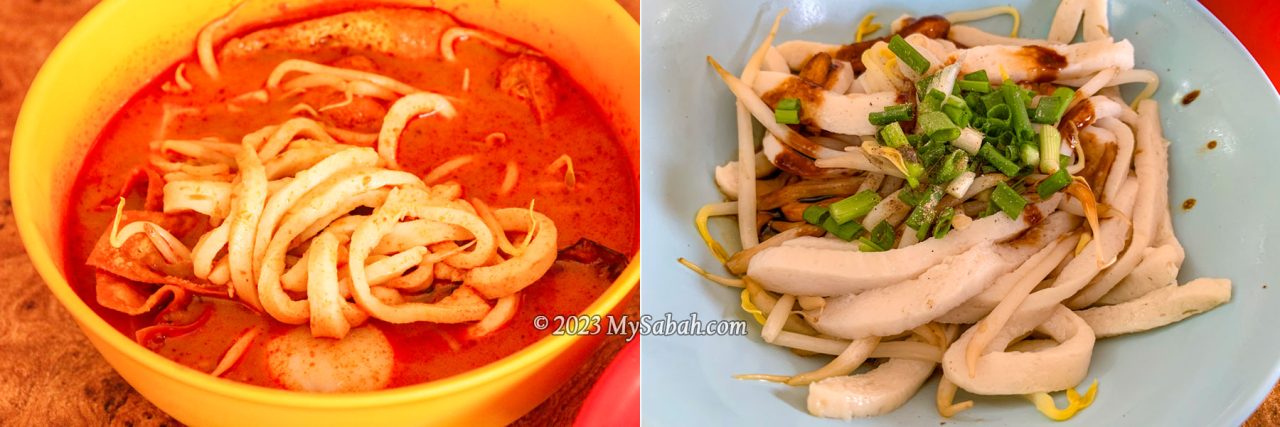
[63,4,637,392]
[687,1,1230,420]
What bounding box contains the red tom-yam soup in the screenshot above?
[59,6,637,392]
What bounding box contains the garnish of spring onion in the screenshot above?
[953,128,983,155]
[1037,167,1073,199]
[802,204,829,225]
[1038,124,1063,173]
[933,207,956,239]
[828,190,881,224]
[1031,96,1065,124]
[942,96,972,128]
[936,150,969,182]
[927,63,962,96]
[991,181,1027,219]
[957,79,990,93]
[1020,144,1040,167]
[921,89,947,112]
[887,34,931,75]
[879,122,911,149]
[868,104,914,125]
[858,220,896,252]
[774,97,800,126]
[821,216,865,241]
[979,143,1022,176]
[999,82,1034,140]
[918,111,960,142]
[774,109,799,125]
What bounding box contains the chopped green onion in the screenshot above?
[829,190,881,224]
[899,189,922,207]
[1038,125,1062,173]
[1050,87,1075,121]
[917,139,948,168]
[899,185,926,207]
[776,98,800,111]
[775,97,802,124]
[953,127,983,155]
[879,122,910,148]
[924,185,945,205]
[942,103,971,128]
[858,220,896,252]
[981,92,1005,113]
[964,92,986,113]
[915,73,937,101]
[918,111,960,142]
[899,185,942,208]
[1022,88,1037,108]
[995,130,1015,147]
[984,117,1009,134]
[971,116,989,132]
[922,89,947,112]
[888,35,931,75]
[981,199,1000,218]
[802,205,830,225]
[963,70,989,82]
[932,207,956,239]
[905,134,923,147]
[915,215,933,240]
[1051,87,1075,99]
[928,63,962,96]
[928,187,953,209]
[822,216,866,241]
[991,181,1028,219]
[987,103,1011,120]
[1031,96,1065,124]
[904,161,924,188]
[1020,144,1041,167]
[1037,167,1073,199]
[888,103,915,115]
[937,150,969,182]
[979,143,1022,176]
[957,79,991,93]
[869,104,914,125]
[906,204,937,232]
[905,187,943,239]
[867,111,893,125]
[1006,177,1029,195]
[775,108,799,125]
[999,83,1034,141]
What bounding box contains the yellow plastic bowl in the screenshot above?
[11,0,638,425]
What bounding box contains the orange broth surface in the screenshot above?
[59,7,637,389]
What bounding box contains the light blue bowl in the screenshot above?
[640,0,1280,425]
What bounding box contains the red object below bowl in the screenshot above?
[1200,0,1280,89]
[574,339,640,427]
